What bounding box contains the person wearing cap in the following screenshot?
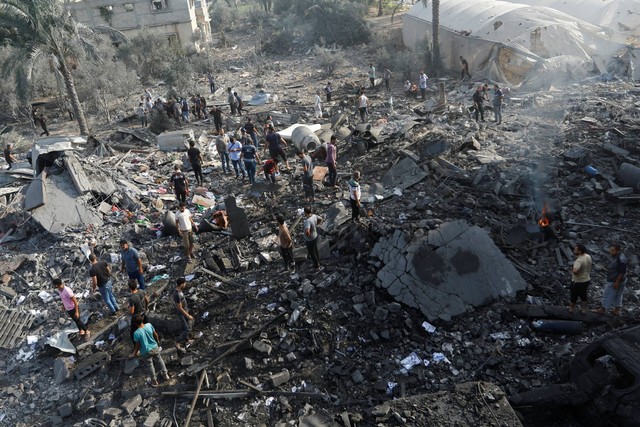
[176,202,198,259]
[120,240,145,290]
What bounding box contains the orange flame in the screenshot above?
[538,204,550,228]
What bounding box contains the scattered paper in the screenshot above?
[400,351,423,370]
[421,321,436,333]
[38,291,53,303]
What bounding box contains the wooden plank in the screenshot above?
[555,248,563,266]
[200,267,241,287]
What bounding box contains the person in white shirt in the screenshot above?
[227,136,246,179]
[176,202,198,259]
[348,171,362,222]
[419,70,428,100]
[313,92,322,119]
[357,92,368,123]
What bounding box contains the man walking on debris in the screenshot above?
[324,82,332,102]
[216,129,230,174]
[460,56,472,80]
[173,277,194,352]
[368,63,376,88]
[4,143,17,170]
[348,171,362,222]
[169,164,189,204]
[326,135,337,187]
[38,111,50,137]
[383,66,392,91]
[234,91,246,115]
[303,206,323,272]
[419,70,428,100]
[357,91,369,123]
[472,85,485,122]
[176,202,198,259]
[210,105,224,133]
[492,84,504,124]
[135,102,147,128]
[207,72,215,94]
[54,278,90,339]
[298,150,315,203]
[241,137,261,185]
[243,117,260,148]
[120,239,146,290]
[128,278,149,343]
[89,254,119,316]
[593,243,628,315]
[227,87,237,115]
[314,91,323,119]
[130,315,170,387]
[277,215,294,271]
[265,125,289,169]
[228,135,245,179]
[568,244,592,314]
[187,140,204,187]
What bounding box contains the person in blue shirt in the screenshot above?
[130,315,170,387]
[120,239,145,290]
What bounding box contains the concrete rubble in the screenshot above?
[2,33,640,427]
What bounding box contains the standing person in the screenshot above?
[207,72,216,94]
[173,278,193,352]
[383,67,392,91]
[263,115,274,135]
[303,206,323,271]
[368,63,376,88]
[128,279,149,344]
[169,165,189,204]
[481,83,490,101]
[357,91,369,123]
[313,91,323,119]
[472,85,485,122]
[297,150,315,203]
[568,244,592,314]
[348,171,362,222]
[38,111,50,137]
[193,95,202,120]
[187,140,204,187]
[135,103,147,128]
[276,215,294,271]
[326,135,337,187]
[120,239,145,290]
[171,99,182,126]
[418,70,428,100]
[176,202,198,259]
[181,98,190,123]
[263,157,279,184]
[200,95,208,119]
[216,129,230,174]
[243,117,260,148]
[492,84,504,124]
[228,135,246,179]
[130,315,170,387]
[241,138,261,185]
[89,254,119,316]
[4,144,17,170]
[54,278,90,339]
[227,87,237,115]
[265,126,289,168]
[460,56,472,80]
[234,92,246,115]
[593,243,628,315]
[324,82,333,102]
[210,105,224,133]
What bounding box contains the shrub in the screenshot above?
[314,45,345,76]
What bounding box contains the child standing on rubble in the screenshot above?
[169,164,189,204]
[54,278,90,340]
[130,314,171,387]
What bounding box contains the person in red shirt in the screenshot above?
[263,157,279,184]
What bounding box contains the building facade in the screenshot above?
[66,0,211,49]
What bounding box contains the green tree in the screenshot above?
[0,0,125,135]
[421,0,441,75]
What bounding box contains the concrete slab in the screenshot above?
[381,157,428,191]
[371,220,527,321]
[225,196,251,239]
[24,170,46,211]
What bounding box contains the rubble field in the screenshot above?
[1,17,640,427]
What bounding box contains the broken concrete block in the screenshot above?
[270,369,291,387]
[245,357,254,370]
[253,340,273,355]
[57,402,73,418]
[351,370,364,384]
[225,196,251,239]
[381,157,429,191]
[216,372,231,384]
[371,221,527,321]
[373,307,389,322]
[121,394,142,415]
[0,285,16,299]
[460,135,481,150]
[74,351,111,380]
[120,416,137,427]
[53,357,72,384]
[144,411,161,427]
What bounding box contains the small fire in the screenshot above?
[538,204,550,228]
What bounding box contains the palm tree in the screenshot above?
[0,0,125,135]
[420,0,442,75]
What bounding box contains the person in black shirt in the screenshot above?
[89,254,119,315]
[209,106,224,132]
[460,56,472,80]
[472,85,485,122]
[173,277,193,352]
[4,144,17,170]
[243,117,260,148]
[169,165,189,204]
[187,140,204,187]
[264,126,290,169]
[128,279,149,343]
